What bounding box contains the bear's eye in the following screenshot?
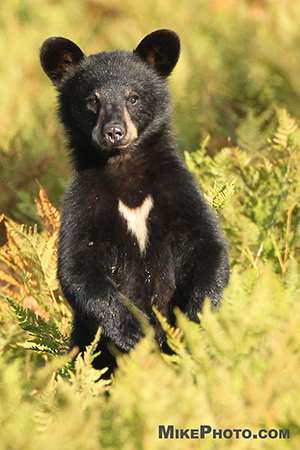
[86,96,100,112]
[127,93,140,107]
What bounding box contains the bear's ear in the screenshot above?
[40,37,84,87]
[135,29,180,77]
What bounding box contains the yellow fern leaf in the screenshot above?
[35,185,61,235]
[39,231,60,291]
[273,109,299,149]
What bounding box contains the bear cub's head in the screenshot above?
[40,30,180,163]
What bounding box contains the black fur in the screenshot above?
[40,30,229,372]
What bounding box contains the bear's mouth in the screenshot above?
[98,139,135,152]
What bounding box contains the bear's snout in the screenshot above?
[103,122,126,145]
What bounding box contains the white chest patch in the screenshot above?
[118,195,154,253]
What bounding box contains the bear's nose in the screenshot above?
[103,123,125,144]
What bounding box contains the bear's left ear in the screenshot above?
[40,37,85,87]
[134,29,180,77]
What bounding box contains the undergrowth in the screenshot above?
[0,109,300,449]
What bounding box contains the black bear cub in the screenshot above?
[40,29,229,371]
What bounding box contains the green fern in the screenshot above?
[153,306,185,363]
[184,136,217,181]
[7,297,69,356]
[205,180,236,213]
[70,328,111,395]
[184,140,235,214]
[236,109,262,153]
[153,307,200,377]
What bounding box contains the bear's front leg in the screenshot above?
[172,238,230,322]
[58,254,145,352]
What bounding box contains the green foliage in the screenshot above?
[0,335,109,450]
[186,108,300,274]
[4,0,300,224]
[7,296,69,356]
[2,1,300,447]
[0,187,72,363]
[1,266,299,449]
[1,109,300,448]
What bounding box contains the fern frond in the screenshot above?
[5,220,38,261]
[0,189,60,301]
[38,231,60,292]
[236,109,263,153]
[173,308,211,372]
[7,297,69,356]
[7,296,37,330]
[231,146,252,168]
[4,217,59,297]
[2,288,21,301]
[184,136,216,182]
[184,150,198,174]
[153,307,199,376]
[2,221,25,271]
[212,180,236,213]
[0,188,72,349]
[153,307,184,357]
[236,107,275,154]
[71,328,111,394]
[273,109,299,149]
[35,184,61,235]
[204,180,236,212]
[0,270,21,288]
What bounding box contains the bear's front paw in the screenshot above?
[114,314,145,352]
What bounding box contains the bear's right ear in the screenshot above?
[40,37,84,87]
